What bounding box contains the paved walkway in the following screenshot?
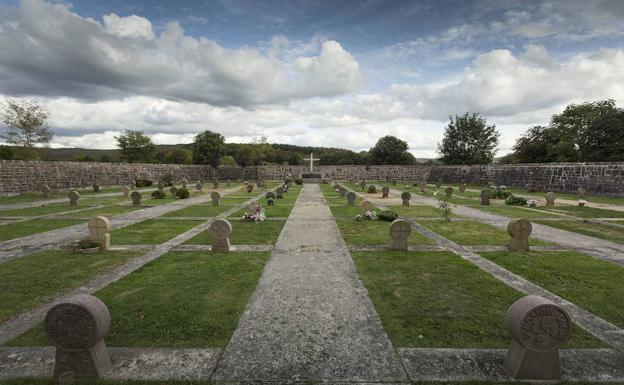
[213,184,407,382]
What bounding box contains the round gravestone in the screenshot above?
[545,192,556,206]
[130,191,142,206]
[196,182,203,191]
[157,183,165,191]
[210,219,232,239]
[577,187,586,198]
[41,185,52,197]
[360,200,374,212]
[88,216,111,243]
[401,191,411,206]
[266,192,275,199]
[390,219,411,250]
[92,184,100,193]
[507,219,532,252]
[45,294,110,350]
[211,191,220,205]
[381,186,390,197]
[68,190,80,206]
[346,191,356,206]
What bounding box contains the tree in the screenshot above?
[115,130,156,163]
[578,110,624,161]
[1,99,53,149]
[219,155,237,166]
[164,148,193,164]
[369,135,416,165]
[438,113,500,164]
[192,130,225,167]
[0,145,13,160]
[510,126,558,163]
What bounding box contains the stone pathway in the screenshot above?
[213,184,407,382]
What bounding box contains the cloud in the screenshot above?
[0,0,363,107]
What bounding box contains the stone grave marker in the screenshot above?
[445,187,453,199]
[401,191,411,206]
[157,182,165,191]
[339,187,346,197]
[213,180,219,189]
[170,186,178,198]
[360,200,374,213]
[88,216,112,250]
[577,187,586,198]
[545,192,556,206]
[507,219,532,252]
[44,294,112,380]
[122,185,131,198]
[196,182,203,192]
[247,184,254,193]
[92,184,100,193]
[68,190,80,206]
[360,181,366,189]
[382,186,390,198]
[480,189,491,205]
[129,181,136,189]
[276,186,284,198]
[41,185,51,198]
[504,295,570,380]
[390,219,411,251]
[211,191,221,206]
[435,180,442,188]
[419,181,427,190]
[346,191,356,206]
[181,178,188,189]
[459,183,466,193]
[266,191,275,206]
[210,219,232,252]
[130,191,142,207]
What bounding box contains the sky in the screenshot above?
[0,0,623,158]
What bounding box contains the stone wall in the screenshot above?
[1,160,623,196]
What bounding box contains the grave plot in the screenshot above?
[351,250,602,348]
[0,186,146,206]
[534,219,624,244]
[482,251,624,329]
[0,218,85,242]
[8,251,271,348]
[477,205,566,219]
[110,219,204,244]
[538,205,624,218]
[320,183,363,217]
[0,249,142,323]
[186,219,286,245]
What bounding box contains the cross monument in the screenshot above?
[303,152,320,172]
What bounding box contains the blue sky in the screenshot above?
[1,0,623,157]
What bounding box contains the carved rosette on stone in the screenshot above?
[390,219,411,251]
[346,191,356,206]
[210,219,232,252]
[44,294,112,380]
[401,191,411,207]
[504,295,570,380]
[68,191,80,206]
[381,186,390,198]
[211,191,221,206]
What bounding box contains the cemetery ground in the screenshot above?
[1,180,623,383]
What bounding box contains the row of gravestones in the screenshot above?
[44,291,571,381]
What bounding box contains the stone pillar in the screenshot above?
[210,219,232,252]
[68,191,80,206]
[346,192,356,206]
[211,192,221,206]
[507,219,532,252]
[88,216,112,250]
[390,219,411,251]
[504,295,570,380]
[44,294,112,380]
[401,192,411,207]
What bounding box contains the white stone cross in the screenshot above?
[303,152,320,172]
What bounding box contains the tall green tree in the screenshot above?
[369,135,416,165]
[115,129,156,163]
[438,113,500,164]
[164,148,193,164]
[1,99,53,149]
[578,110,624,161]
[192,130,225,167]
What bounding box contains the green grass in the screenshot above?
[416,190,482,206]
[482,251,624,329]
[9,251,270,347]
[0,249,140,323]
[162,204,233,217]
[110,219,202,244]
[391,204,458,218]
[336,220,435,245]
[541,205,624,218]
[0,219,84,242]
[418,219,549,246]
[229,204,294,218]
[56,205,141,218]
[535,220,624,244]
[0,203,95,217]
[329,204,367,217]
[351,251,601,348]
[185,220,286,245]
[478,205,565,219]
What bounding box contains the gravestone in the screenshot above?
[459,183,466,193]
[360,200,374,213]
[130,191,142,207]
[157,183,165,191]
[287,181,294,188]
[390,219,411,251]
[504,295,570,380]
[545,192,556,207]
[181,178,188,189]
[507,219,532,252]
[41,185,51,198]
[577,187,586,198]
[210,219,232,252]
[346,191,356,206]
[339,187,346,197]
[276,187,284,198]
[213,180,219,189]
[360,181,366,190]
[68,190,80,206]
[401,191,411,206]
[44,294,112,380]
[419,181,427,190]
[170,186,178,198]
[445,187,453,199]
[211,191,221,206]
[266,191,275,206]
[196,182,203,192]
[480,189,492,205]
[247,184,254,193]
[88,216,112,250]
[382,186,390,198]
[92,184,100,193]
[122,186,131,198]
[129,181,136,189]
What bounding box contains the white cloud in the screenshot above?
[103,13,154,39]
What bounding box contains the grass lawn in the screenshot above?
[56,205,141,218]
[185,220,286,245]
[535,220,624,244]
[110,219,203,244]
[418,219,550,246]
[0,203,95,217]
[481,251,624,329]
[162,204,233,217]
[229,204,294,218]
[9,251,270,347]
[329,204,368,217]
[478,205,565,219]
[541,205,624,218]
[351,251,601,348]
[391,204,457,218]
[0,249,141,323]
[416,191,482,206]
[0,219,84,242]
[336,220,435,245]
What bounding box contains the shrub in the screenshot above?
[505,195,527,206]
[491,186,511,199]
[294,178,303,185]
[367,185,377,193]
[135,179,153,187]
[151,189,167,199]
[175,187,190,199]
[160,174,174,187]
[377,210,398,222]
[285,177,294,184]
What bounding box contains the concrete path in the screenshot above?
[213,184,407,382]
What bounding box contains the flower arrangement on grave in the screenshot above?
[491,185,512,199]
[527,199,540,208]
[578,199,587,207]
[242,201,266,222]
[355,210,377,221]
[505,195,527,206]
[437,199,454,222]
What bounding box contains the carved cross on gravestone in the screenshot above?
[130,191,142,207]
[88,216,112,250]
[545,192,556,206]
[41,185,51,198]
[211,191,220,206]
[360,200,374,213]
[390,219,411,251]
[210,219,232,252]
[382,186,390,198]
[346,191,356,206]
[445,187,453,199]
[303,152,320,172]
[401,191,411,207]
[68,190,80,206]
[480,189,491,206]
[122,186,131,198]
[507,218,532,252]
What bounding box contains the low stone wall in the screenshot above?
[1,160,623,196]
